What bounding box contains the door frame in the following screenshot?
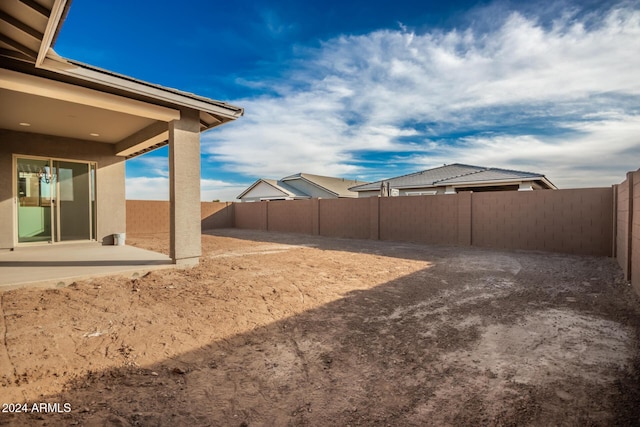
[13,154,97,247]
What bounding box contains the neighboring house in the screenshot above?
[0,0,243,265]
[350,164,557,197]
[238,173,365,202]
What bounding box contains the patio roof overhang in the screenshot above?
[0,0,243,159]
[1,0,243,265]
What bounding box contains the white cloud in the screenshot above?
[125,177,169,200]
[203,3,640,187]
[403,114,640,188]
[126,177,250,202]
[201,178,252,202]
[129,156,168,178]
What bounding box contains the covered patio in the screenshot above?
[0,0,243,285]
[0,242,173,291]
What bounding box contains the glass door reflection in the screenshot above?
[16,158,54,243]
[16,157,96,244]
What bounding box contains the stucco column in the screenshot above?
[169,108,201,265]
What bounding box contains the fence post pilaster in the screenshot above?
[457,192,473,246]
[370,196,380,240]
[312,198,320,236]
[625,172,634,281]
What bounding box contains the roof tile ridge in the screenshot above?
[432,165,486,184]
[486,166,543,176]
[364,163,457,186]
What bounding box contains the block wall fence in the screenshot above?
[614,170,640,296]
[234,188,613,256]
[126,168,640,296]
[126,200,234,234]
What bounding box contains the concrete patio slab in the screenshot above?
[0,243,174,291]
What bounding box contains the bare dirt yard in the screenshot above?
[1,229,639,426]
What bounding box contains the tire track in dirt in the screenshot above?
[0,292,17,387]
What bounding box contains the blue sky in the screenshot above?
[55,0,640,201]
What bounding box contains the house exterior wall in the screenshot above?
[0,129,125,249]
[357,188,448,197]
[356,183,547,197]
[240,181,289,201]
[401,188,446,196]
[355,190,382,198]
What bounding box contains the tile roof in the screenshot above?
[350,163,549,191]
[282,173,364,197]
[238,173,367,199]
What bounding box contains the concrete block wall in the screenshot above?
[472,188,613,256]
[267,199,314,234]
[234,201,268,230]
[126,170,640,298]
[616,178,630,274]
[633,171,640,296]
[201,202,234,230]
[126,200,170,234]
[379,194,463,245]
[230,188,614,257]
[235,188,618,257]
[614,169,640,297]
[126,200,233,234]
[319,198,372,239]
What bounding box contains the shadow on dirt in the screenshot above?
[3,232,640,426]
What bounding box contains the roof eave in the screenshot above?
[238,179,299,199]
[435,176,539,186]
[352,176,551,192]
[239,179,288,199]
[38,56,243,120]
[236,179,263,199]
[539,176,558,190]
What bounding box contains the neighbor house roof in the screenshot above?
[238,173,366,200]
[280,173,364,198]
[350,164,557,191]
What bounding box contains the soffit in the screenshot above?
[0,87,156,143]
[0,0,53,60]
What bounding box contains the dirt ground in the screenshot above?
[1,229,639,426]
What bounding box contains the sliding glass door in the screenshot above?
[55,160,92,241]
[16,157,96,244]
[16,158,53,243]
